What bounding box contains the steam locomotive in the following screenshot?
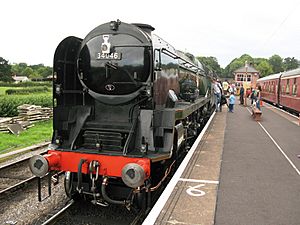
[29,20,214,209]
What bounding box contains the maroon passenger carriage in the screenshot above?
[257,68,300,114]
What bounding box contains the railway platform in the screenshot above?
[143,101,300,225]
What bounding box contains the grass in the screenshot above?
[0,119,53,154]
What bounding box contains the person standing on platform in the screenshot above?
[218,79,224,112]
[213,78,222,112]
[228,92,236,113]
[240,85,245,105]
[256,86,262,110]
[250,88,256,105]
[246,88,251,98]
[228,84,233,94]
[222,80,229,96]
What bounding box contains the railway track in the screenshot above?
[40,200,75,225]
[39,199,146,225]
[0,143,49,195]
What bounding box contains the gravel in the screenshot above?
[0,148,69,225]
[0,175,69,225]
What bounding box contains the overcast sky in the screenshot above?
[1,0,300,68]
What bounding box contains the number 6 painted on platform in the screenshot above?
[186,184,206,197]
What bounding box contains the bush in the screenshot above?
[5,86,49,95]
[0,81,52,87]
[0,93,52,117]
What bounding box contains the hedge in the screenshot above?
[0,81,52,87]
[0,93,52,117]
[5,86,50,95]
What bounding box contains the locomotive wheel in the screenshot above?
[64,172,80,200]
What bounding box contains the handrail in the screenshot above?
[161,48,205,75]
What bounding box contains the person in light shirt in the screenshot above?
[213,79,222,112]
[222,80,229,95]
[228,92,236,113]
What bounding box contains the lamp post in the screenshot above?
[244,61,248,106]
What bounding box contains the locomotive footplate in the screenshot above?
[174,97,210,120]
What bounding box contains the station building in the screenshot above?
[233,62,260,90]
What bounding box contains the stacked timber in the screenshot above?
[0,104,53,134]
[0,118,13,133]
[16,104,53,122]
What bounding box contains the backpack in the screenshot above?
[251,90,257,98]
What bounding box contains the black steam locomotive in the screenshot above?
[29,20,214,209]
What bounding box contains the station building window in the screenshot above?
[236,74,246,82]
[247,75,251,82]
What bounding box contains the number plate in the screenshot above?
[96,52,122,60]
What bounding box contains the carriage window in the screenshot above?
[292,78,297,95]
[286,79,290,94]
[271,82,274,93]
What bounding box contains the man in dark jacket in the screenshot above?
[240,85,244,105]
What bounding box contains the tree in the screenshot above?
[283,57,299,71]
[253,58,266,68]
[268,55,283,73]
[11,62,28,75]
[223,54,254,78]
[29,72,42,79]
[197,56,222,76]
[36,66,52,78]
[11,63,52,79]
[0,57,12,82]
[22,67,34,77]
[256,60,273,77]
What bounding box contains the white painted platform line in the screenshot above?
[142,111,216,225]
[264,102,298,119]
[179,178,219,184]
[246,107,300,176]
